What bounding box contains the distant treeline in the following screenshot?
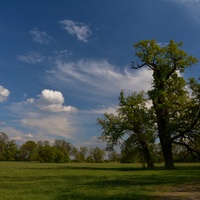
[0,132,198,163]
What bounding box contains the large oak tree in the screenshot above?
[132,40,199,169]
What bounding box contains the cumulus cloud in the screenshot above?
[35,89,77,113]
[59,19,92,43]
[0,86,10,102]
[29,27,52,45]
[17,51,44,64]
[7,89,78,142]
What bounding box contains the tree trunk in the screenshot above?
[156,107,175,170]
[140,140,155,169]
[159,135,175,169]
[151,73,175,170]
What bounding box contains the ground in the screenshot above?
[155,183,200,199]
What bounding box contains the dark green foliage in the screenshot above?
[108,150,120,162]
[0,132,18,161]
[74,147,88,162]
[19,140,37,161]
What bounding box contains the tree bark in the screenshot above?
[159,134,175,169]
[140,140,155,169]
[156,106,175,169]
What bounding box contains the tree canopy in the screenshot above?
[132,40,199,169]
[98,39,200,169]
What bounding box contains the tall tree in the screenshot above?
[97,91,156,168]
[132,40,198,169]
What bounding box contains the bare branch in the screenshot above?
[131,61,154,70]
[173,141,200,158]
[172,108,200,141]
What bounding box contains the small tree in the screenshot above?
[53,139,70,162]
[0,132,18,161]
[75,147,88,162]
[90,147,105,163]
[108,150,120,162]
[0,132,9,160]
[98,91,156,168]
[19,140,37,161]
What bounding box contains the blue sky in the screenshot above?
[1,0,200,147]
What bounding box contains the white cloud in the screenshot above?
[21,115,76,139]
[24,133,33,138]
[1,127,26,141]
[17,51,44,64]
[53,49,72,60]
[7,90,79,141]
[46,59,152,103]
[59,19,92,43]
[88,106,117,115]
[169,0,200,24]
[29,27,52,45]
[35,89,77,113]
[82,136,106,148]
[0,86,10,102]
[171,0,200,2]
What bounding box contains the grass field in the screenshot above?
[0,162,200,200]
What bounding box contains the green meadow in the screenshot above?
[0,162,200,200]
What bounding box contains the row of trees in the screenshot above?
[97,40,200,169]
[0,132,107,163]
[0,132,197,164]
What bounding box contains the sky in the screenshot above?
[1,0,200,147]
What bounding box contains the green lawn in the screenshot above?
[0,162,200,200]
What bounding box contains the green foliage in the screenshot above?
[74,147,88,162]
[19,140,37,161]
[53,139,71,162]
[0,132,18,161]
[97,91,156,168]
[90,147,105,163]
[108,150,120,162]
[132,39,199,169]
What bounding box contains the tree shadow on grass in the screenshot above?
[56,193,154,200]
[53,163,200,172]
[55,173,200,200]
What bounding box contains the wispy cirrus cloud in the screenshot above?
[59,19,92,43]
[0,86,10,102]
[171,0,200,2]
[17,51,45,64]
[172,0,200,25]
[29,27,52,45]
[46,59,152,104]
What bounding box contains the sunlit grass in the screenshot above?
[0,162,200,199]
